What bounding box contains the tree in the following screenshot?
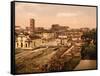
[81,28,97,45]
[81,28,97,59]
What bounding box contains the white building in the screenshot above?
[16,33,32,49]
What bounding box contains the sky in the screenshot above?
[15,2,97,29]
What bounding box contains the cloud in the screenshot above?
[56,12,78,17]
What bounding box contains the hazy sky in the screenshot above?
[15,2,96,29]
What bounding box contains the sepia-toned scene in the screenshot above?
[15,2,97,74]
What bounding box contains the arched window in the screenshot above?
[26,43,27,47]
[21,43,23,47]
[17,43,19,47]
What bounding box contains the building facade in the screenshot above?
[16,33,32,49]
